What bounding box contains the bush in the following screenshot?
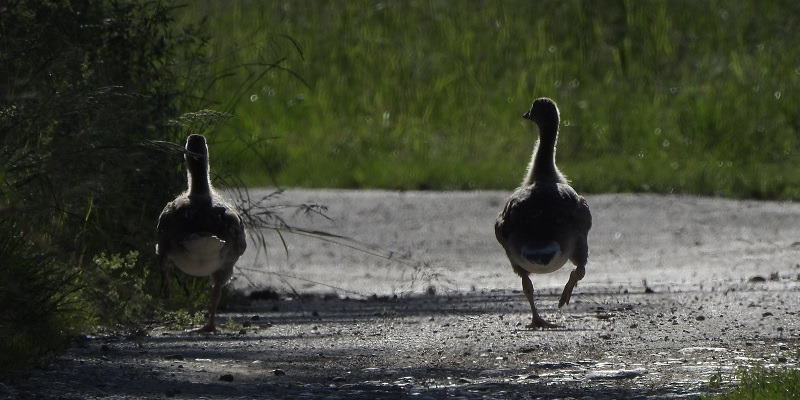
[0,221,76,372]
[0,0,212,371]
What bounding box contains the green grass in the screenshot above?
[180,0,800,198]
[705,367,800,400]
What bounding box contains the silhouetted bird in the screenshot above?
[495,98,592,328]
[156,134,246,332]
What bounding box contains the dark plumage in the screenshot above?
[156,134,246,332]
[495,98,592,328]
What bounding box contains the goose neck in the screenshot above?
[524,128,562,185]
[187,164,211,198]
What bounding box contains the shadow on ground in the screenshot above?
[9,285,796,399]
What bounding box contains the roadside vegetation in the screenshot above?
[182,0,800,198]
[0,0,299,373]
[706,367,800,400]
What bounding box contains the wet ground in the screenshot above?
[4,191,800,399]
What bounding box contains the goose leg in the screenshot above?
[195,265,233,333]
[520,271,559,329]
[159,255,172,299]
[195,280,222,333]
[560,236,588,307]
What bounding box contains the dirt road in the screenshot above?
[5,191,799,399]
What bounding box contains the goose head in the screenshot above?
[185,134,209,174]
[522,97,560,135]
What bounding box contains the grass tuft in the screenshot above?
[705,367,800,400]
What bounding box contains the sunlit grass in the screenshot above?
[181,0,800,198]
[705,367,800,400]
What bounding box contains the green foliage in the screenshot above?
[182,0,800,198]
[156,310,206,330]
[83,252,153,327]
[0,222,76,373]
[705,367,800,400]
[0,0,216,371]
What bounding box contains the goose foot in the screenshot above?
[526,316,560,329]
[520,271,560,329]
[558,267,585,307]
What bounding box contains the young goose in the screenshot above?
[494,98,591,329]
[156,134,247,332]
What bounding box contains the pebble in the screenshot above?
[273,369,286,376]
[219,374,234,382]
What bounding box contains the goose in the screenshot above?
[156,134,247,332]
[494,98,592,329]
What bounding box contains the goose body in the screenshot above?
[494,98,591,328]
[156,134,246,332]
[168,235,226,277]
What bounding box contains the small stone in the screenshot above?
[219,374,234,382]
[457,377,472,384]
[251,315,261,320]
[778,357,787,363]
[331,376,345,382]
[273,368,286,376]
[749,276,766,283]
[238,329,247,335]
[695,315,706,321]
[164,354,184,361]
[762,312,773,317]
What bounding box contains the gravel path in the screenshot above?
[4,191,799,399]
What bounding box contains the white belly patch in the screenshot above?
[511,242,569,274]
[517,251,568,274]
[168,235,226,277]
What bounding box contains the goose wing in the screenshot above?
[214,201,247,258]
[156,196,247,258]
[156,197,188,256]
[495,183,591,244]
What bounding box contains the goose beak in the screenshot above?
[522,111,533,121]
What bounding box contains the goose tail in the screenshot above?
[521,242,560,265]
